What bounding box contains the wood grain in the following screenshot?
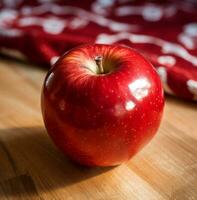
[0,57,196,200]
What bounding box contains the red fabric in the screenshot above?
[0,0,197,101]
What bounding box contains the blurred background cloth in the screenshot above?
[0,0,197,101]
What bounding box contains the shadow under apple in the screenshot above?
[0,126,115,198]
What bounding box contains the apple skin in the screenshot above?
[41,44,164,167]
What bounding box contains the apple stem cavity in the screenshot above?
[95,56,104,74]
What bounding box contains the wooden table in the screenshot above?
[0,57,196,200]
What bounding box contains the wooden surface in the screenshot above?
[0,57,196,200]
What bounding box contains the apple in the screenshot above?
[41,44,164,166]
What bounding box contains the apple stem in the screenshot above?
[95,56,104,74]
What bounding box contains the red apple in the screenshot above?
[41,44,164,166]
